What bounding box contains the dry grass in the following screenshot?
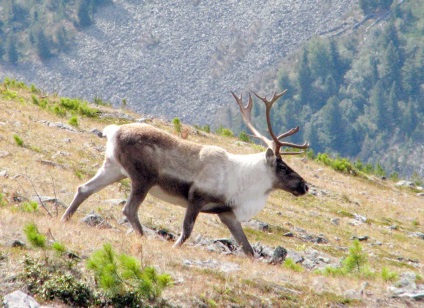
[0,81,423,307]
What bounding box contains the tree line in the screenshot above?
[233,0,423,176]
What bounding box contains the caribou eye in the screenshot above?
[279,165,288,174]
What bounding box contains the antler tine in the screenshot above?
[253,90,309,155]
[253,90,288,152]
[231,91,273,149]
[253,90,287,108]
[277,127,310,151]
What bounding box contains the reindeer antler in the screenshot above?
[232,90,309,156]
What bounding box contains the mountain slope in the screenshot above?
[0,80,423,307]
[0,0,358,124]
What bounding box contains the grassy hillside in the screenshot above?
[0,79,423,307]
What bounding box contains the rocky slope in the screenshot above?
[0,0,358,124]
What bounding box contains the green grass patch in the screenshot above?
[23,222,47,248]
[13,134,24,147]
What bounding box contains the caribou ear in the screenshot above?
[265,148,275,165]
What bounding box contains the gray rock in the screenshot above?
[412,232,424,240]
[11,240,25,248]
[245,219,269,231]
[396,180,416,188]
[183,259,240,273]
[330,218,340,225]
[90,128,103,137]
[270,246,287,265]
[3,290,40,308]
[354,213,367,223]
[0,169,8,177]
[80,211,112,228]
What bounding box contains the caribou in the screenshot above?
[61,90,309,256]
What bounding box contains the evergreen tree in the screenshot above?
[380,41,401,88]
[36,30,52,60]
[296,48,314,108]
[77,0,93,28]
[369,80,388,131]
[6,35,18,64]
[321,96,344,152]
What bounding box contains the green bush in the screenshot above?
[21,255,92,307]
[216,125,234,137]
[317,240,374,278]
[68,115,79,127]
[381,267,398,282]
[173,117,182,134]
[86,243,172,304]
[21,201,39,213]
[283,258,304,272]
[239,131,250,143]
[23,222,46,248]
[52,242,67,255]
[13,134,24,147]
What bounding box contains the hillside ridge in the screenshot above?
[0,80,423,307]
[0,0,358,124]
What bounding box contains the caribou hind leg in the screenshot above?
[61,159,126,221]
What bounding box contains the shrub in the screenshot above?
[52,242,67,255]
[21,255,92,307]
[194,124,211,133]
[68,115,79,127]
[318,240,374,278]
[172,117,182,134]
[86,243,172,304]
[239,131,250,143]
[342,239,369,274]
[283,258,304,272]
[13,134,24,147]
[93,96,110,106]
[53,105,67,117]
[23,222,46,248]
[216,125,234,137]
[381,267,398,282]
[21,201,39,213]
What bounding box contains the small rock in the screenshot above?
[270,246,287,265]
[283,232,294,237]
[286,250,304,264]
[104,199,127,205]
[0,170,8,177]
[417,193,424,197]
[3,290,40,308]
[157,229,177,241]
[246,219,269,231]
[354,213,367,223]
[252,243,274,258]
[412,232,424,240]
[396,272,418,289]
[330,218,340,225]
[90,128,103,137]
[11,240,25,248]
[351,235,369,241]
[80,211,111,228]
[183,259,240,273]
[213,238,237,252]
[0,151,10,158]
[396,180,416,188]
